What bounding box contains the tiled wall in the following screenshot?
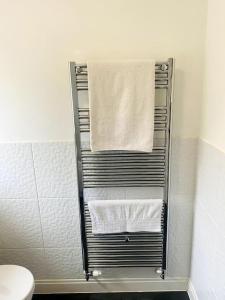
[0,138,196,280]
[190,140,225,299]
[0,143,83,279]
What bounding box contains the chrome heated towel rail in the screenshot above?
[70,58,173,280]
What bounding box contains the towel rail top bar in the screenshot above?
[70,58,173,281]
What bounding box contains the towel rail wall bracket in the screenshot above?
[70,58,174,281]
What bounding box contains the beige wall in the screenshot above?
[200,0,225,152]
[0,0,207,142]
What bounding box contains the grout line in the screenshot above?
[31,143,45,249]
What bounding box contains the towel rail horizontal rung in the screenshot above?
[76,78,168,83]
[80,128,168,133]
[82,152,166,157]
[76,82,168,88]
[81,146,166,152]
[84,217,164,222]
[83,176,166,180]
[78,110,168,115]
[76,69,168,74]
[86,241,163,246]
[78,106,168,112]
[86,239,163,244]
[82,158,165,162]
[82,156,165,161]
[79,115,167,121]
[85,235,164,241]
[80,148,167,153]
[81,150,165,155]
[89,258,163,262]
[85,216,164,221]
[82,159,165,164]
[83,165,165,169]
[80,125,167,130]
[82,175,165,180]
[83,168,164,172]
[79,121,167,126]
[75,62,168,67]
[88,248,163,254]
[89,264,162,268]
[85,219,164,225]
[82,166,165,171]
[85,231,165,237]
[82,156,166,161]
[76,71,169,76]
[84,182,165,187]
[77,86,168,91]
[89,254,163,259]
[89,258,163,263]
[89,254,162,258]
[87,244,163,249]
[82,167,165,172]
[83,177,165,182]
[83,172,165,176]
[83,184,165,188]
[85,217,164,222]
[85,232,164,237]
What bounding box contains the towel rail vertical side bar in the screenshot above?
[70,62,90,280]
[162,58,173,279]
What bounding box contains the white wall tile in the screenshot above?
[168,200,193,246]
[0,248,46,279]
[32,143,77,198]
[190,140,225,300]
[167,243,191,277]
[169,194,194,205]
[192,207,216,275]
[191,181,216,298]
[0,248,83,279]
[196,141,225,232]
[43,248,83,279]
[195,141,220,214]
[170,138,198,195]
[0,247,83,280]
[39,198,81,248]
[0,199,43,248]
[0,143,36,198]
[212,236,225,300]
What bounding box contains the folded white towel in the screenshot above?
[88,199,163,234]
[87,60,155,152]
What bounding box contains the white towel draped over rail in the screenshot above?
[88,199,163,234]
[87,60,155,152]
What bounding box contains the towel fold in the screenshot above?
[87,60,155,152]
[88,199,163,234]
